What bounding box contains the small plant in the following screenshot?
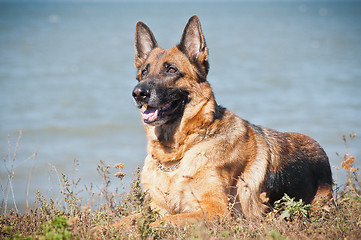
[135,200,160,240]
[273,193,313,220]
[60,172,81,215]
[96,160,118,209]
[338,133,361,199]
[35,189,59,217]
[124,165,147,213]
[1,131,22,215]
[124,166,160,239]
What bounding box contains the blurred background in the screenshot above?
[1,0,360,213]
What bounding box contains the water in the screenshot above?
[1,1,361,213]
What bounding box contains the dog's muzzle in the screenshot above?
[132,83,187,126]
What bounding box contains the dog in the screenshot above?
[127,15,333,226]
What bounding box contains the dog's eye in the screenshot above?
[167,67,177,74]
[141,69,148,76]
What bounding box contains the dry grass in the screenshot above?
[1,133,360,239]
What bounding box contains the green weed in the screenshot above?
[273,193,313,220]
[39,215,72,240]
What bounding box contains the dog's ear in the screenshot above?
[135,21,158,68]
[178,15,209,79]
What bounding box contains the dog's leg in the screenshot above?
[237,179,266,218]
[311,182,334,210]
[236,151,269,218]
[149,206,229,227]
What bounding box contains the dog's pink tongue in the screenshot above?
[142,107,159,122]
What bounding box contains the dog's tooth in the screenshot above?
[141,105,147,113]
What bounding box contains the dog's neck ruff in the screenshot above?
[152,155,182,172]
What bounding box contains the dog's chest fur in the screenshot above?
[140,143,231,216]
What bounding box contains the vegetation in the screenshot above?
[1,133,360,239]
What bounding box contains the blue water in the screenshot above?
[1,1,361,212]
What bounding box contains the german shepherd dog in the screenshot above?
[129,15,333,226]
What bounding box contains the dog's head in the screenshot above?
[132,15,211,127]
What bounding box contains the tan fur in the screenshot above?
[116,15,333,228]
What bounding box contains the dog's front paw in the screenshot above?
[112,214,140,230]
[90,224,108,237]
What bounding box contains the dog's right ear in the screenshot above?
[178,15,209,81]
[135,21,158,68]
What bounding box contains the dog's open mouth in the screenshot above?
[141,99,183,125]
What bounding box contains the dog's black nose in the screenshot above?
[132,85,150,103]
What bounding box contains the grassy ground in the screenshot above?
[1,133,360,239]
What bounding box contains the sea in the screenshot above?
[1,0,361,213]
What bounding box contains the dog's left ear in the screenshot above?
[178,15,209,78]
[135,21,158,68]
